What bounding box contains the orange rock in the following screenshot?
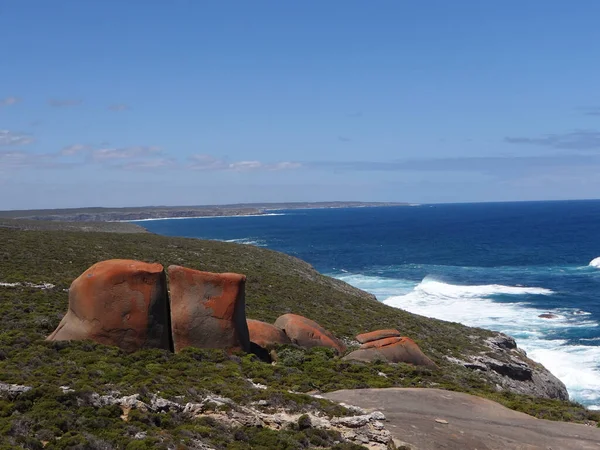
[47,259,171,352]
[273,313,346,354]
[356,329,401,344]
[247,319,291,349]
[342,348,387,363]
[360,336,402,349]
[167,265,250,353]
[379,337,438,368]
[344,337,437,369]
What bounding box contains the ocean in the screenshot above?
[135,200,600,409]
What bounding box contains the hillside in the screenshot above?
[0,226,598,448]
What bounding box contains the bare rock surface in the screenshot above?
[447,332,569,400]
[274,313,347,354]
[247,319,291,349]
[168,265,250,353]
[0,382,32,399]
[344,336,438,369]
[46,259,172,352]
[325,388,600,450]
[356,329,402,344]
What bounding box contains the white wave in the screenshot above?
[381,278,559,331]
[408,278,554,298]
[221,238,267,247]
[527,344,600,409]
[333,274,416,299]
[337,274,600,409]
[589,257,600,268]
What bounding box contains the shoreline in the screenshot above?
[118,213,286,223]
[0,202,410,223]
[331,271,598,410]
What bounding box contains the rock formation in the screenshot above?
[247,319,291,349]
[356,329,401,344]
[344,330,437,369]
[274,313,347,355]
[360,336,403,349]
[47,259,172,352]
[167,265,250,353]
[445,333,569,400]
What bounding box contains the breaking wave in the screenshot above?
[335,273,600,409]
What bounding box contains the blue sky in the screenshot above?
[2,1,600,209]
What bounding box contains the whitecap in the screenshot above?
[336,273,600,409]
[527,344,600,410]
[381,278,560,331]
[589,257,600,268]
[333,273,416,299]
[221,238,267,247]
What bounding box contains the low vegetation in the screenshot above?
[0,226,598,448]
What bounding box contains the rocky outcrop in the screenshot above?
[356,329,401,344]
[2,383,394,450]
[344,333,438,369]
[446,333,569,400]
[46,259,172,352]
[247,319,291,349]
[167,265,250,353]
[360,336,403,349]
[376,338,437,369]
[343,338,437,369]
[274,314,347,355]
[325,388,600,450]
[0,382,32,400]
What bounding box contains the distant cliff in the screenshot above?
[0,201,409,222]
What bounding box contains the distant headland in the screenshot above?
[0,201,410,223]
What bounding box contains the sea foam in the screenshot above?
[335,273,600,409]
[589,257,600,268]
[222,238,267,247]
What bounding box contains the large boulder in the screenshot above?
[167,265,250,353]
[341,348,387,363]
[360,336,402,349]
[273,314,346,355]
[47,259,172,352]
[344,337,437,369]
[377,337,437,368]
[356,329,401,344]
[247,319,291,349]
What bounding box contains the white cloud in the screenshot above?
[187,154,302,172]
[92,146,162,161]
[228,160,263,171]
[267,161,303,171]
[60,144,91,156]
[0,130,35,146]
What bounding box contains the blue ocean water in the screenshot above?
[136,201,600,409]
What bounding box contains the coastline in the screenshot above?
[0,201,410,223]
[122,213,286,223]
